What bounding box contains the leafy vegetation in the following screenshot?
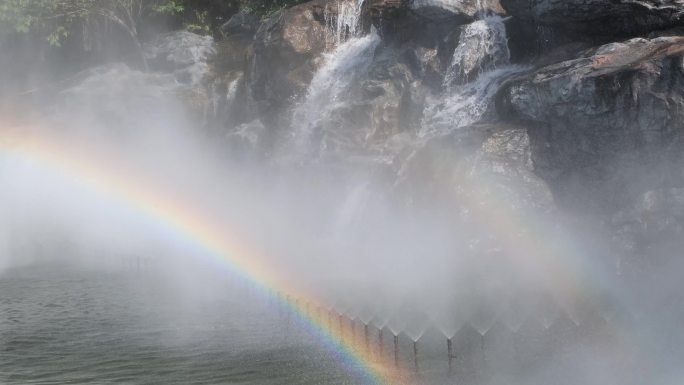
[0,0,312,73]
[1,1,186,45]
[241,0,308,19]
[0,0,194,70]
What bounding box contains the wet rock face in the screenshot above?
[206,0,684,235]
[143,31,215,85]
[369,0,505,50]
[219,9,260,37]
[363,46,429,142]
[499,36,684,214]
[613,188,684,254]
[398,123,555,237]
[502,0,684,42]
[410,0,505,20]
[249,0,330,123]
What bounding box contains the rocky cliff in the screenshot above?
[36,0,682,269]
[197,0,684,265]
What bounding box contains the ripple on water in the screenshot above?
[0,269,359,385]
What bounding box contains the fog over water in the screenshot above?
[2,0,684,384]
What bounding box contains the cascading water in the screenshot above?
[291,33,379,157]
[422,66,524,136]
[326,0,366,45]
[292,0,378,158]
[443,16,511,87]
[421,16,525,137]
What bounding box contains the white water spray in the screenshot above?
[421,15,523,137]
[423,66,524,136]
[292,32,380,155]
[443,16,510,88]
[326,0,366,45]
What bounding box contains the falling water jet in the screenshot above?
[413,340,419,373]
[338,313,345,339]
[267,289,274,308]
[276,292,284,319]
[350,319,356,345]
[364,323,370,353]
[447,338,455,374]
[294,298,301,335]
[378,329,384,356]
[285,295,292,327]
[393,334,400,367]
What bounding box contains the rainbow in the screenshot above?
[0,127,415,385]
[1,124,645,383]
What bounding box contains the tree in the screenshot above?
[0,0,186,70]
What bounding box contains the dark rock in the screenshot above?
[219,9,260,37]
[611,188,684,268]
[249,0,331,124]
[143,31,215,83]
[213,36,253,72]
[399,44,444,88]
[410,0,505,20]
[396,123,555,240]
[502,0,684,43]
[209,26,256,131]
[368,0,504,51]
[498,36,684,215]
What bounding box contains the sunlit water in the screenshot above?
[1,264,646,385]
[0,266,360,385]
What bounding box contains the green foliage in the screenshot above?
[242,0,308,19]
[0,0,70,45]
[0,0,187,46]
[184,9,211,35]
[46,25,69,46]
[152,0,185,15]
[0,0,313,47]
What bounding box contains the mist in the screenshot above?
[2,1,684,384]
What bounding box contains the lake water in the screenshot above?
[0,264,644,385]
[0,266,373,385]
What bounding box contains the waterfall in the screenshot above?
[422,66,524,136]
[291,33,380,156]
[421,15,524,137]
[326,0,366,45]
[292,0,376,158]
[443,16,510,88]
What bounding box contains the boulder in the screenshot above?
[410,0,505,20]
[219,9,260,37]
[610,187,684,269]
[249,0,331,124]
[395,123,555,249]
[368,0,505,48]
[143,31,215,85]
[501,0,684,40]
[498,36,684,214]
